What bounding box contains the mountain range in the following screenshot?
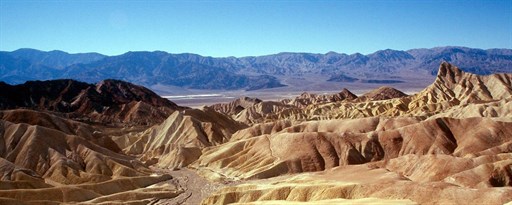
[0,62,511,204]
[1,46,511,90]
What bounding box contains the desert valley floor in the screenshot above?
[0,62,511,204]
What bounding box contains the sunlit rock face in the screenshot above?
[192,63,512,204]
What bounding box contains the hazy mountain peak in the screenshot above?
[7,48,106,70]
[325,51,340,55]
[368,49,415,60]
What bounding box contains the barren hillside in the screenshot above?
[0,62,510,204]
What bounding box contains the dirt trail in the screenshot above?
[151,167,225,205]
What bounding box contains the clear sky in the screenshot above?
[1,0,511,57]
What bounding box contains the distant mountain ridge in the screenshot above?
[1,46,511,90]
[8,48,106,69]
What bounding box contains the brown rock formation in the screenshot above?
[357,86,408,101]
[0,79,182,125]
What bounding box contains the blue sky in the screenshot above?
[1,0,511,57]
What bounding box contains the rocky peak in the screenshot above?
[359,86,407,101]
[436,61,464,85]
[339,88,358,100]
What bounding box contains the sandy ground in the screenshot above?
[151,168,228,205]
